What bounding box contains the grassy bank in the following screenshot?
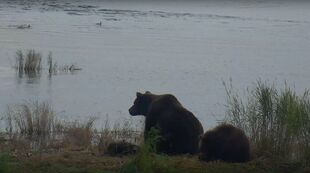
[0,149,308,173]
[1,81,309,173]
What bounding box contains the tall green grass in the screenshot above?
[224,80,310,164]
[120,127,156,173]
[120,127,182,173]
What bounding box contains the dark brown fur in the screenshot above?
[104,141,139,156]
[199,124,250,163]
[129,91,204,155]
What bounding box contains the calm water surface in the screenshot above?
[0,0,310,129]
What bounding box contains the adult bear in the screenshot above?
[129,91,204,155]
[199,124,250,163]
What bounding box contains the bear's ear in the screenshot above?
[145,91,151,94]
[136,92,142,97]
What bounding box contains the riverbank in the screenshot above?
[0,149,308,173]
[0,81,309,173]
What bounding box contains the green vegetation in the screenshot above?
[0,151,126,173]
[0,80,309,172]
[119,121,308,173]
[0,153,10,173]
[0,151,308,173]
[120,154,308,173]
[224,80,310,165]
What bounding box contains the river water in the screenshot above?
[0,0,309,129]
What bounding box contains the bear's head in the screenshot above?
[129,91,153,116]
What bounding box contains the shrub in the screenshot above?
[224,80,310,164]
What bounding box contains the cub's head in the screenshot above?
[129,91,153,116]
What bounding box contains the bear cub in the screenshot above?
[129,91,204,155]
[199,124,250,163]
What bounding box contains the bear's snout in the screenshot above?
[128,106,136,115]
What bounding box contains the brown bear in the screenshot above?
[104,141,139,156]
[199,124,250,163]
[129,91,204,155]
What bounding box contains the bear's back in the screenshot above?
[145,93,203,154]
[151,94,181,109]
[200,124,250,162]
